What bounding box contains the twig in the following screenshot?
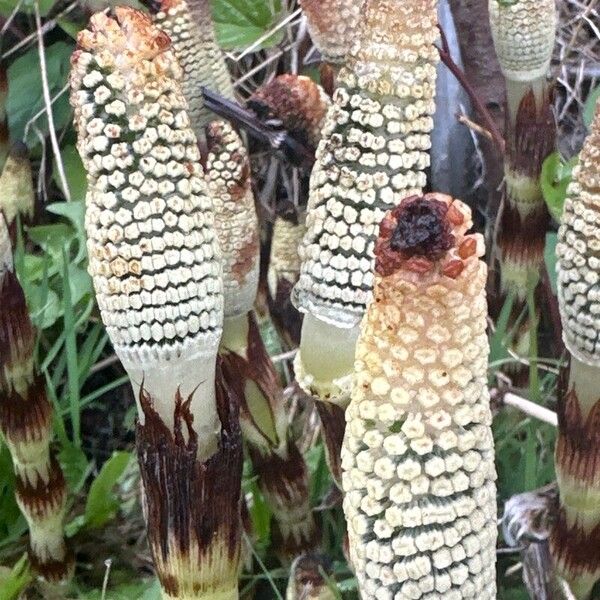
[233,42,296,88]
[101,559,112,600]
[24,82,69,141]
[457,113,494,141]
[559,578,578,600]
[271,348,298,364]
[234,8,302,62]
[34,0,70,201]
[2,0,78,60]
[89,354,120,376]
[437,27,505,155]
[0,0,25,39]
[502,392,558,427]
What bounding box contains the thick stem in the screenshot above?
[494,81,554,383]
[551,356,600,598]
[220,312,319,562]
[0,234,72,583]
[137,361,243,600]
[296,314,359,405]
[125,352,220,462]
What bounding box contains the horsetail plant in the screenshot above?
[488,0,557,376]
[293,0,439,410]
[151,0,319,561]
[151,0,235,140]
[552,100,600,599]
[248,74,331,153]
[70,9,244,598]
[299,0,365,67]
[342,193,497,599]
[205,119,318,561]
[268,211,307,346]
[0,214,73,584]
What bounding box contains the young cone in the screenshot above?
[342,194,497,599]
[299,0,365,66]
[249,74,330,346]
[488,0,557,376]
[248,74,331,151]
[151,1,319,561]
[204,123,318,561]
[0,142,35,240]
[293,0,439,405]
[0,215,73,584]
[70,9,244,598]
[268,213,307,347]
[552,100,600,599]
[151,0,235,137]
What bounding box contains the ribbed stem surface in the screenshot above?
[70,9,243,598]
[0,217,72,583]
[220,312,319,562]
[553,101,600,598]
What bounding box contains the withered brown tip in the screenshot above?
[375,195,455,277]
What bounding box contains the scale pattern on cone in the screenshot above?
[293,0,439,329]
[70,7,223,369]
[299,0,365,65]
[342,194,497,599]
[206,120,259,318]
[70,11,246,599]
[556,104,600,365]
[489,0,557,82]
[152,0,235,135]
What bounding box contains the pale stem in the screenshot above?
[299,313,360,394]
[126,351,220,462]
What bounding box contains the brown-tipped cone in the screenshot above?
[220,312,319,563]
[0,215,73,584]
[249,75,330,149]
[342,194,497,599]
[71,8,230,598]
[205,120,259,320]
